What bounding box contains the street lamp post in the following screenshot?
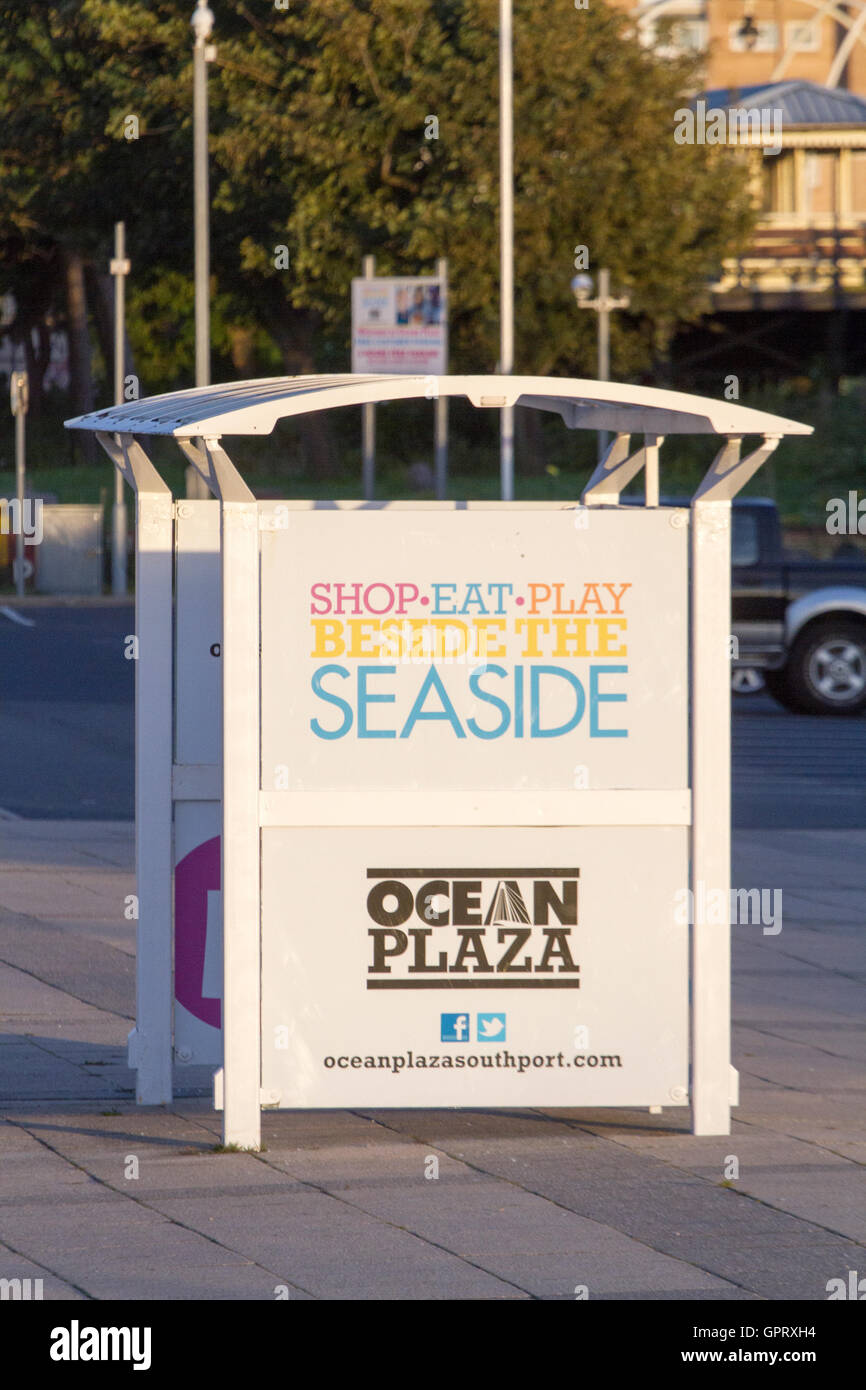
[190,0,215,500]
[9,371,28,597]
[499,0,514,501]
[110,221,130,594]
[571,268,630,462]
[361,254,376,500]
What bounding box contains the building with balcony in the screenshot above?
[618,3,866,380]
[673,80,866,381]
[709,80,866,305]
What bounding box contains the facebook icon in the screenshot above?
[440,1013,470,1042]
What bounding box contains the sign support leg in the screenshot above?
[220,499,262,1149]
[132,490,174,1104]
[690,500,732,1135]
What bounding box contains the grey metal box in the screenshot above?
[35,504,104,595]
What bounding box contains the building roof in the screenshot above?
[700,80,866,127]
[64,373,813,439]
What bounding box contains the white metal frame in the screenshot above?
[69,375,811,1147]
[97,432,174,1104]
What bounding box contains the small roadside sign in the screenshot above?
[352,276,447,375]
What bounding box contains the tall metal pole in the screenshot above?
[499,0,514,500]
[574,269,628,464]
[597,267,610,464]
[190,1,214,500]
[362,254,376,500]
[11,373,27,596]
[193,6,212,391]
[110,222,130,593]
[435,256,449,499]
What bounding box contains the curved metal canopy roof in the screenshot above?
[65,373,813,439]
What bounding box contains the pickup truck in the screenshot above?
[732,498,866,715]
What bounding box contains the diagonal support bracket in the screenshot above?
[581,434,632,505]
[582,433,665,506]
[204,438,256,503]
[693,434,781,503]
[96,432,170,496]
[177,437,213,494]
[176,436,255,503]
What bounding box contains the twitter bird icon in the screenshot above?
[477,1013,506,1042]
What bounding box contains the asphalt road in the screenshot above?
[732,686,866,829]
[0,604,863,827]
[0,604,134,820]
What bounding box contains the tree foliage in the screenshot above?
[214,0,754,377]
[0,0,756,421]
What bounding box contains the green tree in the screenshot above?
[0,0,755,474]
[215,0,754,379]
[0,0,203,449]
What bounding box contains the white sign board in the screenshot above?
[258,505,690,1108]
[351,276,446,374]
[261,825,688,1108]
[260,507,688,792]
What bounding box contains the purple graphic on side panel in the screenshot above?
[175,835,221,1029]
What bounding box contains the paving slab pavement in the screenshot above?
[0,819,863,1300]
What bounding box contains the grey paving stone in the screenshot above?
[265,1139,468,1186]
[81,1264,315,1301]
[736,1022,866,1065]
[0,1244,87,1300]
[593,1287,761,1301]
[474,1249,738,1299]
[323,1175,626,1256]
[0,1153,113,1205]
[144,1189,527,1300]
[1,1199,176,1253]
[32,1247,296,1302]
[586,1129,852,1181]
[0,820,133,871]
[0,911,134,1020]
[655,1236,866,1302]
[729,1171,866,1242]
[84,1155,309,1200]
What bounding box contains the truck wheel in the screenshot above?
[732,667,765,695]
[769,618,866,716]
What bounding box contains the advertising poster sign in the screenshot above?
[352,276,447,374]
[258,505,690,1108]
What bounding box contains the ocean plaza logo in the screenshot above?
[366,868,580,988]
